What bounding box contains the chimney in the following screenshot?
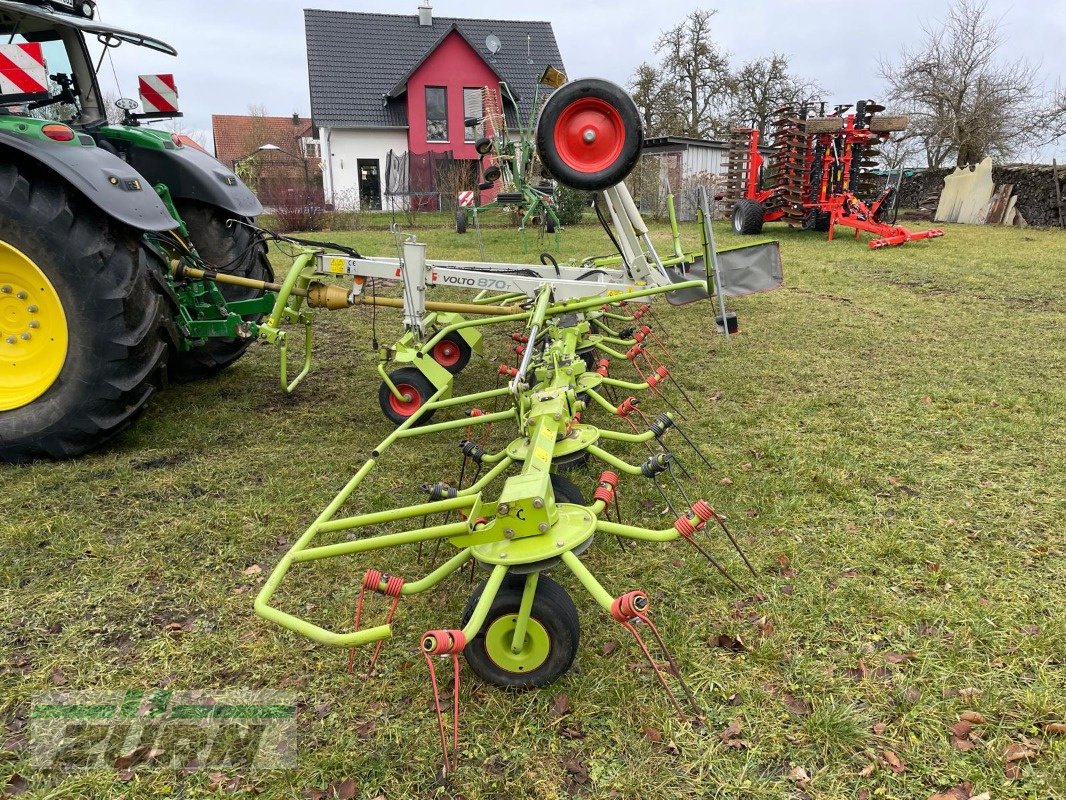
[418,1,432,26]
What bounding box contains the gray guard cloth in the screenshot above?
[665,241,784,305]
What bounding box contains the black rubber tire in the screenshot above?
[536,79,643,191]
[461,573,580,688]
[805,210,831,232]
[550,472,586,504]
[482,165,502,183]
[576,347,596,371]
[455,209,468,234]
[731,199,765,235]
[377,366,436,426]
[545,216,557,234]
[428,332,471,374]
[169,202,273,382]
[0,161,169,462]
[475,137,493,156]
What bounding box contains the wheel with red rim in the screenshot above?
[429,332,471,374]
[378,367,436,426]
[536,79,643,191]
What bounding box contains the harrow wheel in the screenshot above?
[731,199,765,235]
[378,367,436,426]
[429,333,471,374]
[462,574,579,688]
[536,79,642,191]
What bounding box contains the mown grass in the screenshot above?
[1,214,1064,800]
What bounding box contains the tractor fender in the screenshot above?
[0,130,178,232]
[125,144,263,218]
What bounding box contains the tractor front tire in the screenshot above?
[461,573,580,689]
[169,202,273,382]
[0,162,169,462]
[731,199,765,235]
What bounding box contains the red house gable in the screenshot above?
[404,28,502,157]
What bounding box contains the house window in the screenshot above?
[301,137,321,160]
[425,86,448,142]
[464,88,483,142]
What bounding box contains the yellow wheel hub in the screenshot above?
[0,240,68,411]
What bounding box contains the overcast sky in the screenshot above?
[94,0,1066,160]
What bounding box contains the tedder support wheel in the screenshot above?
[169,202,274,382]
[455,209,468,234]
[535,78,643,191]
[461,573,580,688]
[731,199,766,235]
[429,332,471,374]
[0,162,169,462]
[378,366,436,426]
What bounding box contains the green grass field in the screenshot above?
[1,215,1064,799]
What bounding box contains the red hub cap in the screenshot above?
[553,97,625,175]
[388,383,423,416]
[432,339,461,368]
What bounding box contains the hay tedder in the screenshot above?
[243,79,782,774]
[724,100,944,249]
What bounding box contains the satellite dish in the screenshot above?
[485,34,501,55]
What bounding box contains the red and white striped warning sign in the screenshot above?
[0,44,49,97]
[138,74,180,114]
[457,191,475,207]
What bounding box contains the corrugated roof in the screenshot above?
[304,8,564,129]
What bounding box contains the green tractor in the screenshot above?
[0,0,273,462]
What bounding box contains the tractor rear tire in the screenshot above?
[731,199,765,235]
[461,573,580,688]
[0,162,169,462]
[169,202,273,382]
[455,209,468,234]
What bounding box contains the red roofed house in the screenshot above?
[211,113,322,207]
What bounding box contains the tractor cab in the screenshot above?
[0,0,178,131]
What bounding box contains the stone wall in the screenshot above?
[899,165,1066,227]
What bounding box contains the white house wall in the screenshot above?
[320,126,408,210]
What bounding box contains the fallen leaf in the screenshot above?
[302,789,327,800]
[1021,624,1040,635]
[884,652,913,664]
[719,720,743,741]
[927,781,972,800]
[1042,722,1066,735]
[562,754,588,782]
[242,564,262,576]
[712,633,748,653]
[549,693,571,719]
[1003,741,1039,762]
[719,477,733,486]
[3,774,28,795]
[926,562,942,573]
[48,667,66,686]
[871,722,887,736]
[745,508,760,518]
[559,723,585,740]
[781,693,811,716]
[601,641,619,657]
[882,749,906,773]
[970,793,990,800]
[859,762,876,777]
[958,687,981,701]
[903,687,921,703]
[951,736,975,752]
[921,396,932,405]
[642,726,662,744]
[314,703,331,720]
[960,711,986,724]
[329,778,356,799]
[779,584,795,596]
[665,740,681,755]
[787,766,810,787]
[949,720,973,739]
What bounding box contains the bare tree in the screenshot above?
[653,9,732,138]
[628,62,685,137]
[880,0,1044,167]
[727,54,821,136]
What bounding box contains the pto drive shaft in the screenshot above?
[170,261,521,315]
